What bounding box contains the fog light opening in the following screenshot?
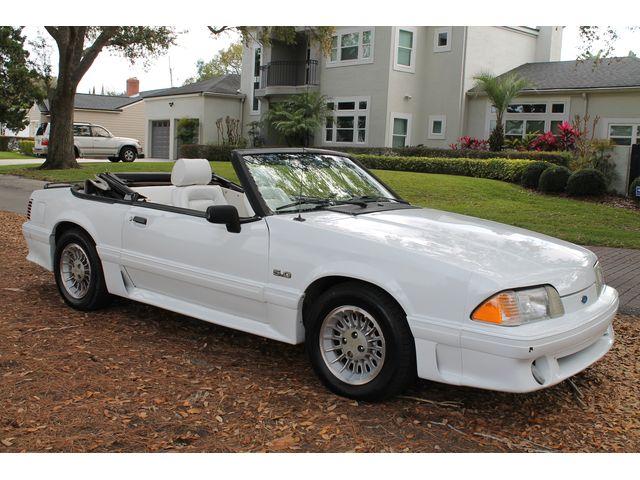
[531,359,546,385]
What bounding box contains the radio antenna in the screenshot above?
[294,27,312,223]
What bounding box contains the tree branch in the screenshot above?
[208,26,230,35]
[72,27,117,84]
[44,26,63,45]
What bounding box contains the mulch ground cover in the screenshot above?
[1,210,638,452]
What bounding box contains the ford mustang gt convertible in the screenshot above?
[22,149,618,400]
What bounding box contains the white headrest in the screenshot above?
[171,158,212,187]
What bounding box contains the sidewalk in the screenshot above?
[588,246,640,315]
[0,157,171,166]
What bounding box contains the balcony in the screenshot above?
[256,60,319,97]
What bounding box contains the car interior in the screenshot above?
[79,158,256,218]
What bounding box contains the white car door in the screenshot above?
[91,126,114,157]
[73,124,94,155]
[119,205,270,324]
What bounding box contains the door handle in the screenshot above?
[131,216,147,225]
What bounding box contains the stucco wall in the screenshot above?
[202,95,245,145]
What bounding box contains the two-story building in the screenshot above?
[240,26,564,148]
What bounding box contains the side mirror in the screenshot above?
[205,205,241,233]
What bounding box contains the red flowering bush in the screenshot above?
[556,121,580,151]
[450,136,489,151]
[530,131,558,151]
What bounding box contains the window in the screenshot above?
[390,113,411,147]
[91,126,111,137]
[491,100,569,139]
[428,115,446,139]
[251,47,261,114]
[609,125,634,145]
[325,97,369,145]
[433,27,452,53]
[73,125,91,137]
[328,28,374,66]
[394,28,415,72]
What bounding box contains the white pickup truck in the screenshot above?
[21,149,618,400]
[34,122,143,162]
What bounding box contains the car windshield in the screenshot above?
[242,152,400,213]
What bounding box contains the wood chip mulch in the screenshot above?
[1,211,638,452]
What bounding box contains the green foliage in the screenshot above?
[566,169,607,196]
[180,144,236,162]
[354,155,544,184]
[628,177,640,203]
[326,146,571,166]
[265,92,328,147]
[18,140,34,156]
[521,161,551,189]
[184,42,242,84]
[0,27,46,132]
[176,118,199,145]
[538,165,571,193]
[473,72,532,152]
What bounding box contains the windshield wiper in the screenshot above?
[275,196,367,212]
[351,195,409,204]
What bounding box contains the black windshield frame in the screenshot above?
[231,148,407,217]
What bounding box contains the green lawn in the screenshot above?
[1,161,638,249]
[0,151,37,160]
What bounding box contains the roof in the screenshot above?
[143,74,242,99]
[38,92,146,114]
[468,57,640,93]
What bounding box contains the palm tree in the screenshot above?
[473,72,532,151]
[265,92,328,147]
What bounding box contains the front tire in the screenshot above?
[305,282,416,401]
[54,228,111,311]
[120,146,137,162]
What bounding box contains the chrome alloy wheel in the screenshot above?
[59,243,92,299]
[320,306,386,385]
[123,149,135,161]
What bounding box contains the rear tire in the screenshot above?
[120,146,137,162]
[305,282,416,401]
[108,157,120,163]
[53,228,112,311]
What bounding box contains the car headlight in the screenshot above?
[471,285,564,326]
[594,261,604,296]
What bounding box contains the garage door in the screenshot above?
[151,120,170,159]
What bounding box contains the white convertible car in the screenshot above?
[22,149,618,400]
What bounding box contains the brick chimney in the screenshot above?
[126,77,140,97]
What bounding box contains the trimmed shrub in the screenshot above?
[0,136,10,151]
[180,144,236,162]
[18,140,34,156]
[354,155,547,184]
[325,145,571,166]
[521,161,551,189]
[566,169,607,197]
[538,165,571,193]
[629,177,640,203]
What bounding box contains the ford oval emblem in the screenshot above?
[581,295,588,304]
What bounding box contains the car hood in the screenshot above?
[111,136,139,144]
[303,207,597,296]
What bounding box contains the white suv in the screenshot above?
[34,122,144,162]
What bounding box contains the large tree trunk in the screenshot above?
[42,87,78,169]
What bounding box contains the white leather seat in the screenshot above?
[170,158,228,211]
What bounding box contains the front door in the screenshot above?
[91,125,114,157]
[120,205,270,324]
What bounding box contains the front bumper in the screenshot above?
[410,285,618,392]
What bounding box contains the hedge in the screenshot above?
[538,165,571,193]
[566,169,607,197]
[0,135,34,151]
[325,146,571,167]
[521,161,552,189]
[353,155,546,184]
[180,144,235,162]
[18,140,34,156]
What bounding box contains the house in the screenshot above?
[239,26,563,148]
[141,75,244,160]
[466,57,640,193]
[37,78,149,147]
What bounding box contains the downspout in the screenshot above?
[458,27,469,138]
[582,92,589,117]
[239,95,245,138]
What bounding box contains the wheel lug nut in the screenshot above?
[342,338,347,344]
[351,332,358,338]
[347,351,353,358]
[358,345,365,352]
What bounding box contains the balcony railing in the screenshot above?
[259,60,319,89]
